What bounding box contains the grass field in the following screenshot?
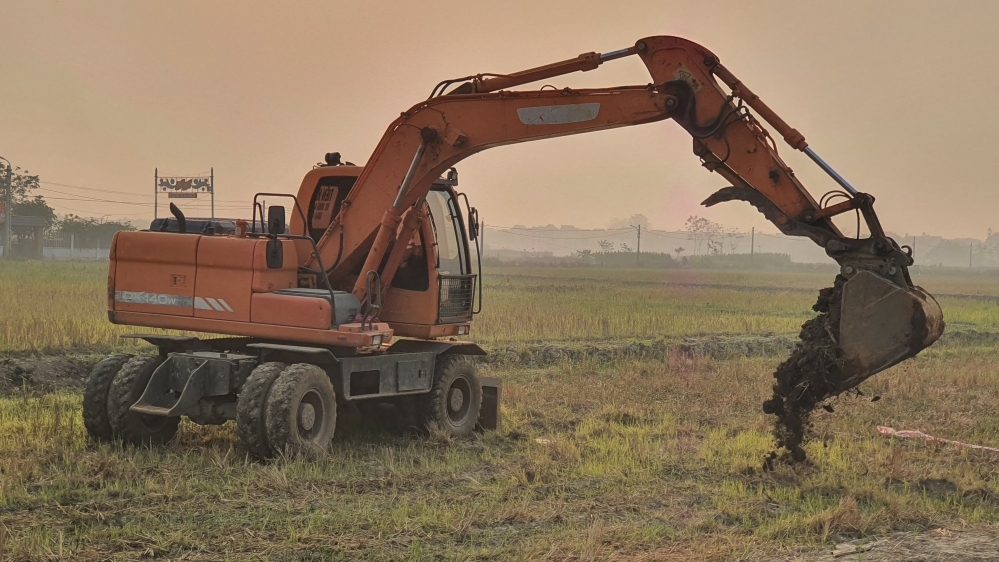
[3,261,999,351]
[1,261,998,560]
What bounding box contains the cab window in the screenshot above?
[425,190,467,275]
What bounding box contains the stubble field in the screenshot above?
[1,261,999,560]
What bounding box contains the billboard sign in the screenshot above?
[158,177,212,195]
[155,170,215,219]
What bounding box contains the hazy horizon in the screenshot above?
[3,0,998,239]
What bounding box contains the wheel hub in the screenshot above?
[298,403,316,432]
[449,387,465,412]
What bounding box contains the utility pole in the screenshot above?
[751,227,755,265]
[970,242,974,268]
[912,235,916,262]
[210,167,215,219]
[2,161,11,259]
[630,224,641,267]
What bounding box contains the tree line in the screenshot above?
[5,167,135,250]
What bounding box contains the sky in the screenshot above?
[2,0,998,239]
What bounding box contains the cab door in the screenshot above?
[425,188,476,324]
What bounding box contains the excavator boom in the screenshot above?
[311,35,943,403]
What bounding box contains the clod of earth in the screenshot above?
[763,275,848,467]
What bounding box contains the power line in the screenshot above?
[39,180,151,198]
[39,194,151,206]
[487,229,635,241]
[38,181,250,204]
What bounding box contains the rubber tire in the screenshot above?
[265,364,337,457]
[108,355,180,446]
[82,354,133,442]
[235,362,287,459]
[419,355,482,438]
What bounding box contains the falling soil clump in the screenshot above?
[762,275,848,468]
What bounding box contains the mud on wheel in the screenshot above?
[82,354,133,442]
[235,362,287,459]
[264,364,337,457]
[107,356,180,446]
[419,355,482,438]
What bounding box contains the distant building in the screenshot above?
[10,216,50,259]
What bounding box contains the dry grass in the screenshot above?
[1,350,998,560]
[0,261,157,353]
[475,266,999,344]
[1,262,998,559]
[2,262,998,351]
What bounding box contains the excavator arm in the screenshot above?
[314,39,834,280]
[311,35,943,399]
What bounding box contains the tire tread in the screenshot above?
[83,354,133,442]
[419,354,482,438]
[265,364,336,456]
[108,355,179,445]
[235,362,287,459]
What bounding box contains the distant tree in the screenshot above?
[728,232,741,254]
[574,249,594,263]
[685,215,725,255]
[597,239,614,253]
[15,195,57,225]
[4,168,57,249]
[620,243,632,252]
[6,166,40,203]
[55,215,136,249]
[674,246,685,258]
[608,214,651,230]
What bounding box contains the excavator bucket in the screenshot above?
[764,270,944,463]
[836,271,945,389]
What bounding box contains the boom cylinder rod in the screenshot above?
[599,48,633,61]
[392,138,430,209]
[473,47,635,93]
[804,147,859,196]
[712,63,859,197]
[352,128,436,302]
[712,63,807,151]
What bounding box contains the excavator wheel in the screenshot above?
[235,362,287,459]
[107,356,180,446]
[264,364,337,457]
[418,355,482,438]
[82,353,133,442]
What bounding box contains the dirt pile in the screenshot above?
[487,335,797,367]
[762,275,847,467]
[0,355,98,396]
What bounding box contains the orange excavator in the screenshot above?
[84,36,944,458]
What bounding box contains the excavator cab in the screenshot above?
[378,169,482,335]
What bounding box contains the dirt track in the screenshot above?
[0,354,97,395]
[764,529,999,561]
[0,337,797,397]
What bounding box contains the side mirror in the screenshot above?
[468,207,479,241]
[267,205,286,235]
[266,237,284,269]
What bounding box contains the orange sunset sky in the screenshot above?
[2,0,997,238]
